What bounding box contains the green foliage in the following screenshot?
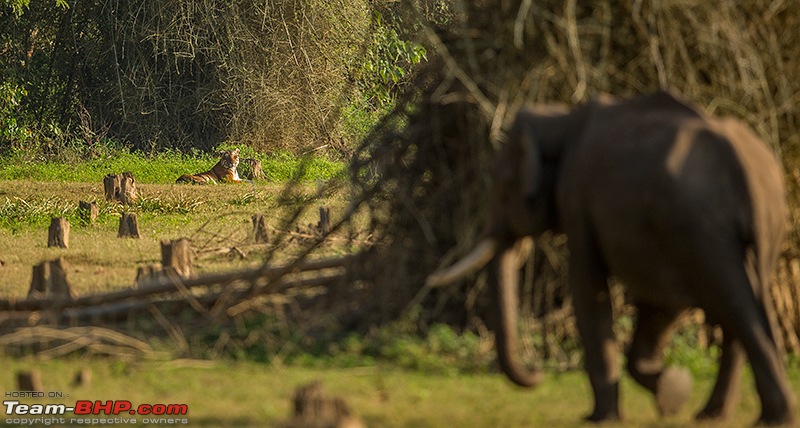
[0,147,346,184]
[339,92,394,145]
[664,325,721,379]
[357,11,427,107]
[259,151,347,182]
[0,81,30,147]
[0,195,75,230]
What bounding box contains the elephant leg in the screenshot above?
[696,336,744,420]
[569,237,618,421]
[689,255,794,425]
[625,304,691,416]
[721,302,794,425]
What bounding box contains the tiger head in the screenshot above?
[218,148,240,170]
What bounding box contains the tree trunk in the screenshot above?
[47,217,70,248]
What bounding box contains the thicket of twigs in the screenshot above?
[85,0,370,152]
[346,0,800,358]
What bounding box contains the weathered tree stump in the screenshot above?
[119,171,138,204]
[282,381,363,428]
[78,200,99,226]
[104,172,138,204]
[47,217,70,248]
[72,368,92,387]
[161,238,195,278]
[17,371,43,392]
[28,257,73,299]
[317,207,331,235]
[118,212,140,238]
[134,264,164,287]
[241,158,265,181]
[252,214,269,243]
[103,174,121,201]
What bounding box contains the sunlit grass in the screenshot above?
[0,356,795,427]
[0,150,346,184]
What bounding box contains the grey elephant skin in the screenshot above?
[428,91,796,425]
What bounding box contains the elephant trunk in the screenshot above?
[492,241,544,388]
[426,239,498,287]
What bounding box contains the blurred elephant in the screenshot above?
[428,91,795,425]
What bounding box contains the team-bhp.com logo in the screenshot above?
[5,399,189,425]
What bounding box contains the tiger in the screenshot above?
[176,148,243,184]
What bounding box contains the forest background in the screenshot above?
[0,0,436,160]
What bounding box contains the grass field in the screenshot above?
[0,179,354,298]
[1,355,798,427]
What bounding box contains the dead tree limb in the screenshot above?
[1,255,357,312]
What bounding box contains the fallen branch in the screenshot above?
[0,326,157,359]
[0,255,357,312]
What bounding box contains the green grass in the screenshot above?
[0,149,346,184]
[0,355,797,427]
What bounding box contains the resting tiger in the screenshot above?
[176,149,242,184]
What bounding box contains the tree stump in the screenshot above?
[282,381,363,428]
[47,217,70,248]
[118,212,141,238]
[241,158,265,181]
[17,371,43,392]
[72,368,92,387]
[103,174,121,201]
[135,264,164,287]
[119,171,138,204]
[28,257,73,299]
[78,200,99,226]
[317,207,331,235]
[104,172,138,204]
[252,214,269,243]
[161,238,195,279]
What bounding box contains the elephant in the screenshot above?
[427,91,796,425]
